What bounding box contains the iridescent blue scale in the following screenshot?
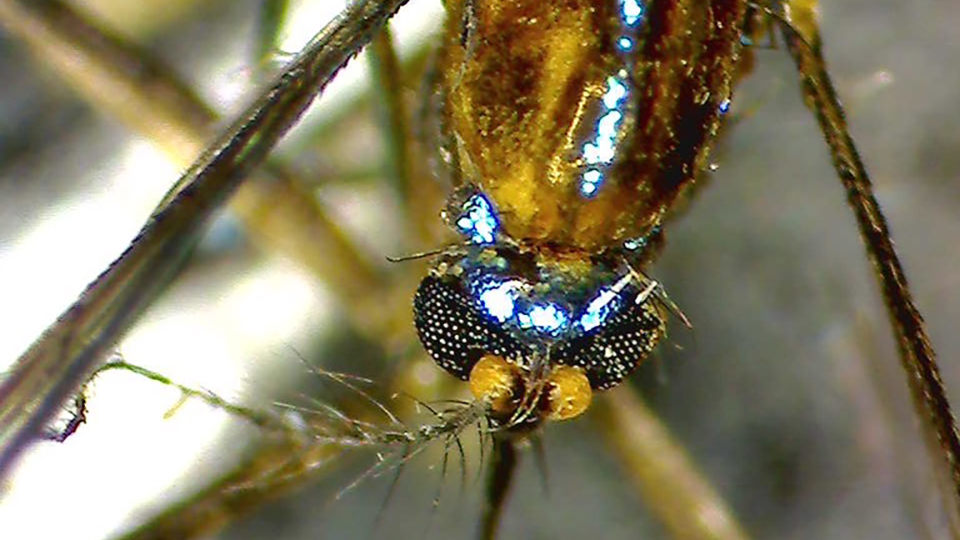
[622,0,645,25]
[719,98,732,115]
[467,268,621,341]
[441,193,646,344]
[578,0,648,198]
[456,193,500,245]
[579,286,622,333]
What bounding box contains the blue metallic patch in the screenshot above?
[622,0,645,26]
[471,274,573,337]
[475,277,522,322]
[577,0,648,198]
[579,76,629,197]
[517,303,570,335]
[465,265,638,342]
[623,224,660,251]
[718,98,731,115]
[577,286,621,332]
[456,193,500,245]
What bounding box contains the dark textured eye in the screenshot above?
[413,275,529,380]
[554,288,666,390]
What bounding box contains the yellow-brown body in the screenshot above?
[438,0,747,253]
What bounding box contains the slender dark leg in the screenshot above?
[0,0,411,479]
[775,3,960,525]
[479,436,518,540]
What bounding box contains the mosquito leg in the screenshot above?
[453,429,469,495]
[773,0,960,520]
[370,29,419,222]
[88,359,300,437]
[414,45,463,195]
[0,0,387,306]
[478,436,518,540]
[42,393,88,443]
[0,0,412,478]
[368,25,447,246]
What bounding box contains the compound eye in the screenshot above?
[413,275,528,380]
[555,288,666,390]
[545,366,592,421]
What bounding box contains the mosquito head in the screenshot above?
[412,248,667,432]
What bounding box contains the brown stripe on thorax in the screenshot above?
[616,0,746,226]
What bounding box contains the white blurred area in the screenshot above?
[0,0,442,538]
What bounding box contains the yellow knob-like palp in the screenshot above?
[546,366,592,421]
[469,355,520,415]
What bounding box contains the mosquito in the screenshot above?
[0,0,958,539]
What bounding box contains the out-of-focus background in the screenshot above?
[0,0,958,539]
